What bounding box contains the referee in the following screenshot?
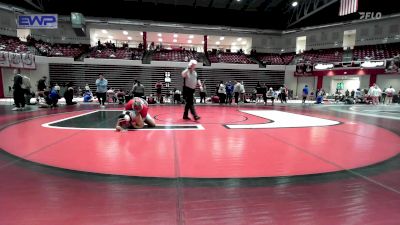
[181,60,201,120]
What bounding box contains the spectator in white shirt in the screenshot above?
[385,86,396,105]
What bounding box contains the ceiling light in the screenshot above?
[189,35,194,39]
[158,38,163,42]
[201,41,204,44]
[237,38,242,41]
[102,30,108,34]
[173,34,178,38]
[173,39,177,43]
[292,1,298,7]
[188,40,192,43]
[216,41,220,45]
[127,37,132,40]
[220,37,225,40]
[108,36,113,39]
[123,31,128,35]
[158,33,162,37]
[140,32,143,36]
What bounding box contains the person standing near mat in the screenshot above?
[115,97,156,131]
[96,74,108,108]
[12,69,25,111]
[181,60,201,120]
[302,85,309,104]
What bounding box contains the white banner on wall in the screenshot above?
[9,53,23,68]
[22,53,36,69]
[0,51,10,67]
[0,52,36,69]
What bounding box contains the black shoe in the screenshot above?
[194,116,201,120]
[183,116,191,120]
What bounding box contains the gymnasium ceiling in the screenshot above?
[2,0,400,30]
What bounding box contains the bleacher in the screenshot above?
[353,42,400,60]
[152,49,197,62]
[0,35,29,53]
[89,47,143,60]
[209,52,255,64]
[299,48,343,63]
[257,53,295,65]
[49,45,85,58]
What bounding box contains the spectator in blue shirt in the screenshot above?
[302,85,309,104]
[225,81,234,104]
[96,74,108,107]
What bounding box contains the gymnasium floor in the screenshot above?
[0,103,399,225]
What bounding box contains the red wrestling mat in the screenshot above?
[0,106,399,178]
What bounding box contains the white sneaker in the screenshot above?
[12,107,20,111]
[100,105,105,108]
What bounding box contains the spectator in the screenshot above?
[64,83,76,105]
[37,76,47,91]
[133,81,145,98]
[240,81,246,103]
[155,80,163,103]
[107,88,116,103]
[226,81,234,104]
[385,86,395,105]
[54,83,61,92]
[217,81,226,104]
[83,90,93,102]
[355,88,362,103]
[173,88,182,104]
[302,85,309,103]
[47,84,60,108]
[368,84,381,105]
[351,89,355,98]
[95,74,108,107]
[21,73,32,105]
[345,89,350,97]
[199,80,207,103]
[131,80,138,95]
[116,89,126,104]
[266,87,275,106]
[12,69,25,111]
[233,80,241,104]
[85,83,90,91]
[280,86,288,103]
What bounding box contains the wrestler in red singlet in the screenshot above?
[125,97,149,118]
[116,97,156,131]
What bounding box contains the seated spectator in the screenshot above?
[116,89,126,104]
[83,90,93,102]
[64,86,77,105]
[107,88,116,103]
[173,88,182,104]
[46,86,60,108]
